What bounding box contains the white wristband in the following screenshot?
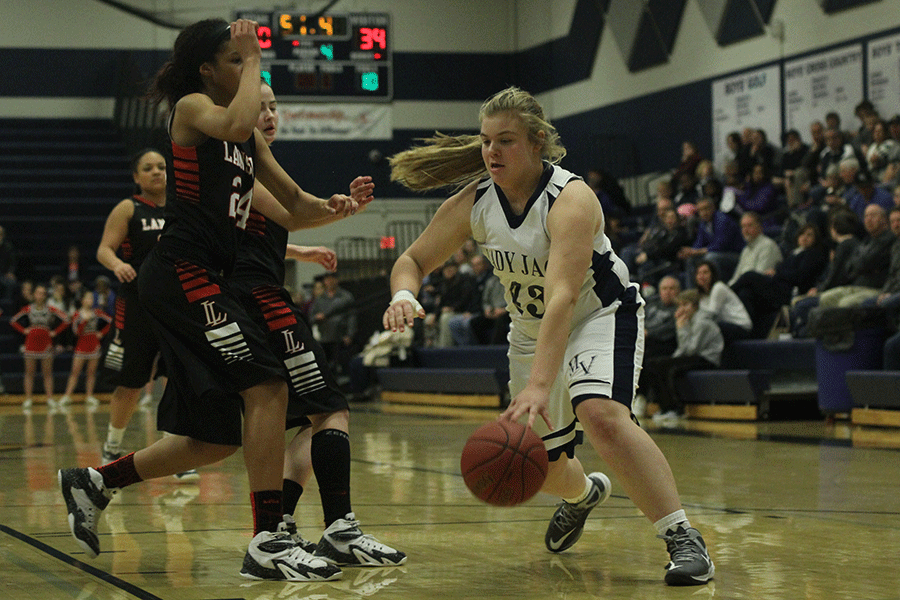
[390,289,424,313]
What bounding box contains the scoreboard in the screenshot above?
[233,10,392,102]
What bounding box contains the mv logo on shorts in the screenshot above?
[568,353,598,377]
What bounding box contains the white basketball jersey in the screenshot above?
[470,163,638,340]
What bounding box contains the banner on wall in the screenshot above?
[711,65,781,171]
[784,45,864,134]
[867,32,900,119]
[275,104,392,140]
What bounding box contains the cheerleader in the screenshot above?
[10,283,69,409]
[60,292,112,408]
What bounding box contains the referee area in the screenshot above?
[0,397,898,600]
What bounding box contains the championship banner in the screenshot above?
[784,45,863,132]
[867,32,900,118]
[276,103,392,140]
[711,65,781,171]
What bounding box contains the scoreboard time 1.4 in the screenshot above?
[233,10,392,101]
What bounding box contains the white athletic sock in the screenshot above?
[105,425,126,449]
[562,474,593,504]
[655,509,690,535]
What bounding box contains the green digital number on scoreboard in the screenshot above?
[234,10,392,102]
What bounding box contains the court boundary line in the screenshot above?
[0,523,166,600]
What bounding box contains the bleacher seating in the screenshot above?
[680,338,818,420]
[377,345,509,408]
[0,118,130,395]
[846,370,900,427]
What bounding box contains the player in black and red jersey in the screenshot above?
[59,18,366,581]
[94,148,167,458]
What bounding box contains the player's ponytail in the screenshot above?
[149,18,231,109]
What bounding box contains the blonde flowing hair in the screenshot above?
[389,87,567,191]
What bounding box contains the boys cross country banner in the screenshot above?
[784,44,863,133]
[276,104,392,140]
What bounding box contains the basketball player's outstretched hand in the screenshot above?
[326,194,359,217]
[349,176,375,209]
[383,291,425,332]
[501,385,554,432]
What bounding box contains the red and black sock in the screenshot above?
[97,452,143,489]
[250,490,283,535]
[311,429,351,526]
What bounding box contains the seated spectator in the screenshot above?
[679,197,744,285]
[816,128,866,192]
[427,259,475,348]
[672,140,702,189]
[694,259,753,343]
[644,289,724,424]
[747,128,778,175]
[643,275,682,359]
[467,268,509,345]
[847,171,893,218]
[620,194,675,277]
[868,207,900,313]
[634,207,691,287]
[674,171,700,208]
[447,254,494,346]
[776,129,810,208]
[728,212,783,286]
[866,120,900,182]
[817,203,896,309]
[0,225,17,303]
[724,131,752,179]
[791,210,861,335]
[732,223,828,338]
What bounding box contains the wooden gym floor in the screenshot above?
[0,395,898,600]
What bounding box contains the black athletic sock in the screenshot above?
[250,490,283,535]
[282,478,305,516]
[97,452,143,489]
[311,429,352,526]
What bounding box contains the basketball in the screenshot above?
[460,420,548,506]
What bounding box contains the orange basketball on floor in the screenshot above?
[460,420,548,506]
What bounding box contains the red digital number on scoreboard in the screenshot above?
[358,27,386,50]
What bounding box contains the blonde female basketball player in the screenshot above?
[383,87,714,586]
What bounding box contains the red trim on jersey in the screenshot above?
[245,208,267,235]
[133,195,157,208]
[175,261,221,303]
[172,144,201,202]
[114,297,126,329]
[252,286,296,331]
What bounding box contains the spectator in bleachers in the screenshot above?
[671,140,702,189]
[747,129,777,175]
[731,223,828,338]
[848,171,893,219]
[428,259,476,348]
[853,100,879,149]
[0,225,18,303]
[633,207,690,288]
[718,161,742,216]
[64,245,82,290]
[10,283,69,410]
[679,197,744,285]
[816,203,895,309]
[776,129,809,208]
[15,279,33,310]
[724,131,751,179]
[889,115,900,143]
[735,163,781,229]
[310,271,357,377]
[868,207,900,310]
[92,275,116,316]
[643,275,682,360]
[447,253,494,346]
[791,209,860,336]
[866,120,900,183]
[728,212,782,286]
[620,193,675,277]
[645,289,724,424]
[694,259,753,343]
[817,128,866,191]
[798,121,827,202]
[674,171,700,208]
[465,260,510,345]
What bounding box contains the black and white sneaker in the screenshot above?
[278,514,318,553]
[544,472,611,553]
[58,467,115,558]
[240,530,342,581]
[660,525,715,586]
[315,513,407,567]
[101,443,122,465]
